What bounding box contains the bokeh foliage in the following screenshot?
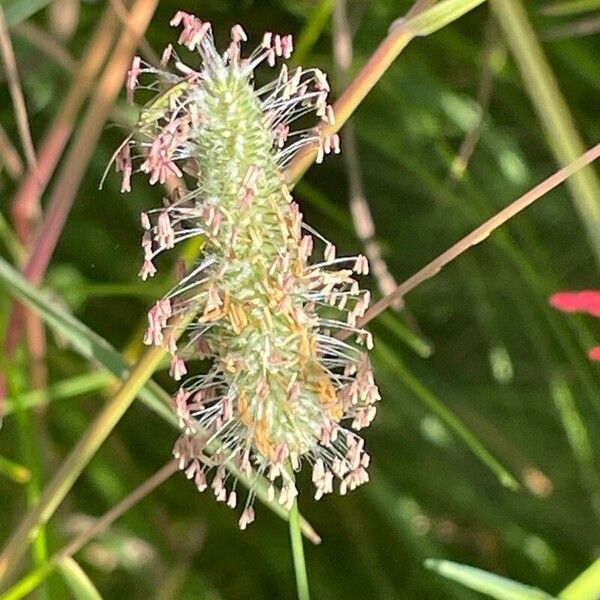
[1,0,600,598]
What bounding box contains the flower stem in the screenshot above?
[289,499,310,600]
[356,142,600,329]
[285,0,487,183]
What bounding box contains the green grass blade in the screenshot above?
[56,558,103,600]
[292,0,334,65]
[0,455,30,484]
[550,374,600,519]
[0,210,25,264]
[289,500,311,600]
[376,339,520,489]
[0,564,53,600]
[4,371,113,416]
[490,0,600,265]
[0,0,53,26]
[376,312,434,358]
[541,0,600,16]
[407,0,488,37]
[425,559,556,599]
[5,355,49,596]
[560,558,600,600]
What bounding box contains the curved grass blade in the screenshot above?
[425,559,556,599]
[560,557,600,600]
[0,563,53,600]
[292,0,334,65]
[289,500,311,600]
[56,558,103,600]
[4,371,113,416]
[376,339,520,489]
[490,0,600,265]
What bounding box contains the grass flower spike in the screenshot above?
[118,12,380,528]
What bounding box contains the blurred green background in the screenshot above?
[1,0,600,598]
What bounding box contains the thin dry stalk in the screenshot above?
[0,7,37,175]
[355,142,600,331]
[60,461,178,558]
[333,0,403,310]
[10,4,119,244]
[109,0,159,65]
[0,122,23,179]
[5,0,159,353]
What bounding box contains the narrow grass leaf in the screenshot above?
[4,371,113,416]
[425,559,556,599]
[0,564,53,600]
[560,557,600,600]
[56,557,103,600]
[406,0,488,37]
[550,374,600,520]
[292,0,334,65]
[376,339,520,489]
[541,0,600,16]
[490,0,600,265]
[289,500,311,600]
[376,312,434,358]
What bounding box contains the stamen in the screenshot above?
[117,12,379,529]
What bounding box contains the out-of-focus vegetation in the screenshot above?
[1,0,600,598]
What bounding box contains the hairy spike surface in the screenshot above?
[118,13,380,528]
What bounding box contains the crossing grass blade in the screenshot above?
[425,559,555,599]
[0,0,53,26]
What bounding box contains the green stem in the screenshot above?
[541,0,600,16]
[289,499,310,600]
[0,455,30,484]
[560,557,600,600]
[5,353,50,599]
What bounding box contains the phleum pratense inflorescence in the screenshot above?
[117,12,380,529]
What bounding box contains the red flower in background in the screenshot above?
[550,290,600,361]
